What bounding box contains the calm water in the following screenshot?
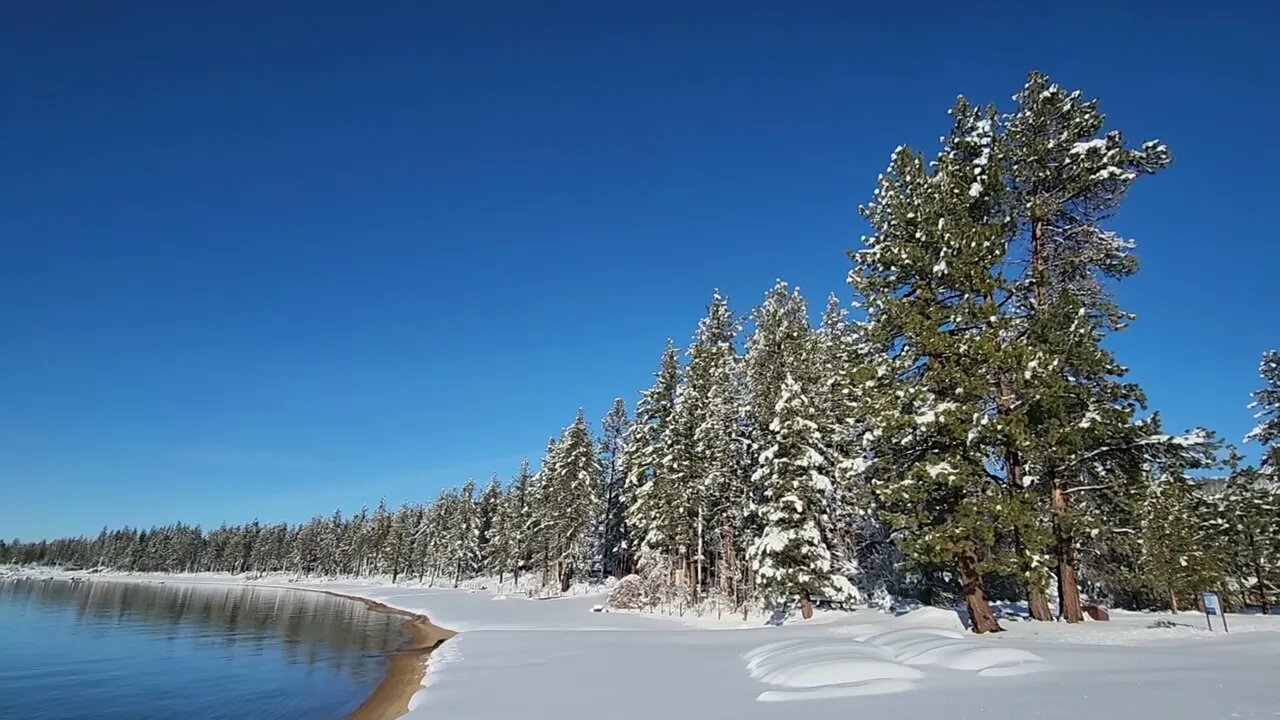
[0,578,407,719]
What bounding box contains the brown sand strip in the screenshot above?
[341,596,456,720]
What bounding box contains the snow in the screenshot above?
[1069,138,1108,155]
[18,569,1280,720]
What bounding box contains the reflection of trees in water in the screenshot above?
[2,580,403,677]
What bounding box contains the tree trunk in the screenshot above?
[799,593,814,620]
[1169,588,1179,614]
[695,509,704,604]
[1248,531,1271,614]
[958,548,1003,634]
[1258,563,1271,615]
[559,563,573,593]
[1012,525,1052,622]
[1052,483,1084,623]
[1027,583,1053,622]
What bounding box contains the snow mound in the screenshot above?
[756,678,916,702]
[491,595,507,601]
[744,639,892,673]
[746,638,924,700]
[889,606,967,630]
[746,615,1049,702]
[758,658,924,688]
[857,625,1046,674]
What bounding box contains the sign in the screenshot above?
[1202,592,1221,616]
[1201,592,1229,632]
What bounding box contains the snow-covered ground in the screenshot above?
[12,568,1280,719]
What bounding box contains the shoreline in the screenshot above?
[3,571,457,720]
[341,594,455,720]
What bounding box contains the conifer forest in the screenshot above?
[7,73,1279,634]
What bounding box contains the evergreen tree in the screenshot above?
[1246,350,1280,472]
[811,294,872,584]
[624,342,681,565]
[496,458,536,584]
[748,376,855,618]
[746,281,812,435]
[686,292,750,602]
[1002,70,1173,622]
[1223,465,1280,612]
[476,475,503,572]
[849,98,1012,633]
[536,411,603,591]
[598,399,632,578]
[368,499,393,576]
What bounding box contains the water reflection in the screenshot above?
[0,579,406,720]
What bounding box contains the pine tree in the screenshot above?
[476,475,503,573]
[1002,70,1173,623]
[598,399,632,578]
[368,499,393,576]
[811,294,871,584]
[748,375,854,618]
[1223,465,1280,612]
[686,292,750,603]
[1246,350,1280,472]
[746,281,812,434]
[384,502,420,583]
[1136,472,1226,612]
[624,342,681,567]
[449,480,481,585]
[496,458,535,584]
[535,411,603,591]
[849,98,1013,633]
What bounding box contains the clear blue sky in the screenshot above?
[2,2,1276,540]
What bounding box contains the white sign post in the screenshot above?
[1202,591,1228,632]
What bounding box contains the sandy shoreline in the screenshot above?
[341,595,455,720]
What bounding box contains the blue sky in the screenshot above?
[2,2,1276,540]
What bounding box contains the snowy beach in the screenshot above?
[24,570,1280,720]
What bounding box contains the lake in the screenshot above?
[0,578,408,719]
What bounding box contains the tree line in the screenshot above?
[5,72,1279,632]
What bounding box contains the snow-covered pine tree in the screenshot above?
[1246,350,1280,473]
[685,292,750,603]
[811,294,871,584]
[367,499,392,576]
[536,411,603,591]
[747,375,854,618]
[476,475,503,573]
[746,281,813,435]
[341,507,367,576]
[1002,70,1173,623]
[498,458,535,584]
[1222,464,1280,613]
[451,480,481,585]
[598,399,632,578]
[528,437,561,585]
[654,376,703,598]
[416,495,450,584]
[384,502,420,582]
[1135,467,1229,612]
[849,98,1014,634]
[623,342,681,570]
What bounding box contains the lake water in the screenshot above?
[0,578,407,719]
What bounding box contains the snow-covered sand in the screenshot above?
[17,570,1280,719]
